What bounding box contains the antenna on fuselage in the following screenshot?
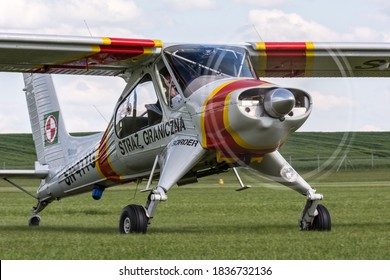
[84,20,93,37]
[252,24,264,41]
[92,105,108,124]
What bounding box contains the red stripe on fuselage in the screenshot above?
[96,124,121,181]
[203,79,271,159]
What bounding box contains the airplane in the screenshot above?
[0,33,389,234]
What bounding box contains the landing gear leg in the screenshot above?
[118,135,206,234]
[298,190,331,231]
[250,151,331,231]
[29,200,50,226]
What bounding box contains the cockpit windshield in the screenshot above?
[164,45,257,97]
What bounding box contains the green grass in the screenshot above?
[0,170,389,260]
[1,132,389,259]
[2,132,390,170]
[0,133,97,169]
[279,131,390,171]
[0,134,36,169]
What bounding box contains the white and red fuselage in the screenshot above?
[36,44,312,203]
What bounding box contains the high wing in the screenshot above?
[1,34,389,78]
[0,33,162,76]
[246,42,390,78]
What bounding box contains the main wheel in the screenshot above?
[310,204,331,231]
[119,205,149,234]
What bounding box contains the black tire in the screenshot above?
[119,205,148,234]
[28,215,41,226]
[310,204,331,231]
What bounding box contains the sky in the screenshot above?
[0,0,390,133]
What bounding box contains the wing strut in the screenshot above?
[3,178,37,199]
[140,155,160,193]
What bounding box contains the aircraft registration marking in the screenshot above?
[62,149,96,186]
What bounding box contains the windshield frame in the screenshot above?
[163,44,257,97]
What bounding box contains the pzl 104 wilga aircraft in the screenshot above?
[0,33,389,233]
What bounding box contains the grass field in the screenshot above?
[2,132,390,169]
[1,132,389,260]
[1,169,389,260]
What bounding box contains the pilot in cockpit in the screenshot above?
[161,70,182,109]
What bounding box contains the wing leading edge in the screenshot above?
[0,34,389,78]
[247,42,390,78]
[0,33,162,76]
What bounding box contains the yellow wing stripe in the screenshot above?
[305,42,315,77]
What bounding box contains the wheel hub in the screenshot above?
[123,217,131,233]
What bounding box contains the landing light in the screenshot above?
[280,166,297,182]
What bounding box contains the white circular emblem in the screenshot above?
[45,115,58,143]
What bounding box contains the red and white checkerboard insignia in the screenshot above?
[45,114,58,143]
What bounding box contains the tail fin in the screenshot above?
[23,73,101,168]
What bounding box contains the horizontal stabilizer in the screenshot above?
[0,162,49,179]
[0,170,48,179]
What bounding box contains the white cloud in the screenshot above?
[0,0,143,37]
[234,0,287,7]
[248,9,390,42]
[248,9,336,41]
[0,1,50,29]
[54,76,126,132]
[59,0,142,23]
[310,90,355,111]
[0,114,28,133]
[162,0,216,11]
[358,124,385,131]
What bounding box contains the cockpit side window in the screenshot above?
[115,74,162,138]
[156,58,183,109]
